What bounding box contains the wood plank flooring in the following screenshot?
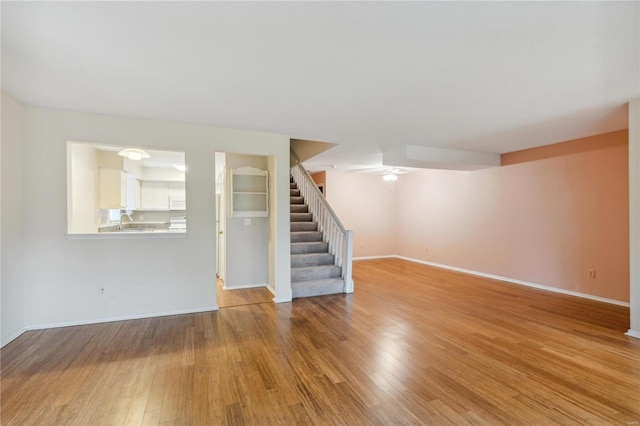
[216,278,273,308]
[2,258,639,425]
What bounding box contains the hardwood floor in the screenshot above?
[216,278,273,308]
[2,258,639,425]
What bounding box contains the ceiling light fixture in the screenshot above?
[383,173,398,182]
[118,148,150,161]
[173,164,186,172]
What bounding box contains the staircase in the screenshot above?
[290,178,345,298]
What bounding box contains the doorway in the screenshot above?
[215,152,272,308]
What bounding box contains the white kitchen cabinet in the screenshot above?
[140,181,154,210]
[140,181,171,210]
[126,174,141,210]
[231,167,268,217]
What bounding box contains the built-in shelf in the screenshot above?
[231,167,268,217]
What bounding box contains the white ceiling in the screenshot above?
[2,2,638,170]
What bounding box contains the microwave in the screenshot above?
[169,196,186,211]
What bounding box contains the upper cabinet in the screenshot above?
[141,181,170,210]
[231,167,268,217]
[140,179,185,211]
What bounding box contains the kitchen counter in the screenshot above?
[70,222,186,239]
[68,229,186,240]
[98,221,176,233]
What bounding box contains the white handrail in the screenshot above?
[291,162,354,293]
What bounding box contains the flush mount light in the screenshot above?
[118,148,150,161]
[173,164,186,172]
[383,173,399,182]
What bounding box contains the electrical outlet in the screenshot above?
[138,215,144,221]
[98,288,105,297]
[587,270,596,279]
[244,218,251,226]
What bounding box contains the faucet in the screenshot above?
[118,211,133,231]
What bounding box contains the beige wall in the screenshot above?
[311,171,326,196]
[328,130,629,303]
[326,171,396,258]
[68,143,99,233]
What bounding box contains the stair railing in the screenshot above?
[290,153,354,293]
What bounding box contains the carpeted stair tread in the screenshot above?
[291,242,329,254]
[292,278,345,298]
[291,231,323,243]
[291,253,335,267]
[290,196,305,204]
[290,204,308,213]
[291,265,341,281]
[291,213,313,222]
[291,221,316,232]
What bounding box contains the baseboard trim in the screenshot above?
[353,255,396,260]
[625,329,640,339]
[266,284,276,296]
[223,283,268,290]
[395,255,630,307]
[1,326,28,348]
[24,306,220,332]
[273,297,292,303]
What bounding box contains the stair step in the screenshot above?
[291,221,316,232]
[291,242,329,254]
[290,182,297,189]
[291,253,335,267]
[290,189,300,196]
[292,278,345,298]
[290,196,305,204]
[291,213,313,222]
[290,204,308,213]
[291,231,323,243]
[291,265,341,282]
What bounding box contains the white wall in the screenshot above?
[1,92,25,346]
[269,155,292,302]
[2,100,290,340]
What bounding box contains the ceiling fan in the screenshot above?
[355,166,413,182]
